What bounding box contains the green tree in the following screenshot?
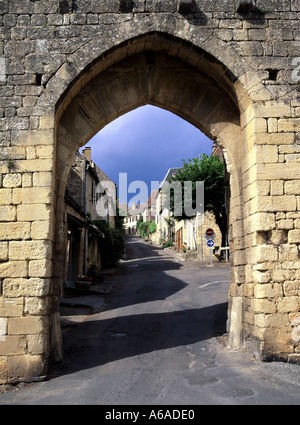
[91,219,125,267]
[137,217,157,239]
[167,154,227,247]
[139,221,150,238]
[148,221,157,235]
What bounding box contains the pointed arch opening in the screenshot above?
[53,31,249,364]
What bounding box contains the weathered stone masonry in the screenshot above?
[0,0,300,384]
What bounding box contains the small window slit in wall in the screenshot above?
[267,69,279,81]
[35,74,43,86]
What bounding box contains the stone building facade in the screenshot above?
[0,0,300,383]
[64,147,116,288]
[122,205,142,235]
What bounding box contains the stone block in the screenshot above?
[248,195,296,215]
[243,117,267,138]
[11,129,54,147]
[8,355,45,380]
[268,118,278,132]
[33,172,54,188]
[252,298,277,314]
[228,296,243,350]
[243,282,254,298]
[0,298,23,317]
[0,336,26,356]
[36,146,54,159]
[269,230,287,245]
[255,163,299,181]
[272,195,297,212]
[285,180,300,195]
[246,181,270,199]
[254,133,294,146]
[3,278,50,297]
[13,187,53,205]
[254,102,292,119]
[0,318,7,336]
[272,269,294,282]
[27,334,49,355]
[281,260,300,270]
[277,219,294,230]
[0,206,16,221]
[232,249,245,266]
[0,261,28,278]
[278,118,300,133]
[255,313,289,328]
[283,281,300,297]
[278,245,299,261]
[29,260,52,278]
[22,173,32,188]
[256,145,279,163]
[253,271,271,284]
[9,240,52,261]
[0,357,8,384]
[279,145,300,155]
[8,316,48,336]
[255,245,278,263]
[90,0,119,13]
[247,212,275,232]
[0,242,8,261]
[254,283,282,298]
[0,189,12,205]
[0,147,26,160]
[31,220,55,241]
[271,180,283,196]
[13,159,54,174]
[26,146,36,160]
[288,230,300,244]
[277,297,299,313]
[3,174,22,188]
[253,262,275,271]
[0,222,31,240]
[24,297,51,316]
[17,204,53,221]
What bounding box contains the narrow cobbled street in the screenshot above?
[1,237,300,405]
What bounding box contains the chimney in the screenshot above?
[82,147,91,162]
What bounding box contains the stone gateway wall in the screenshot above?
[0,0,300,383]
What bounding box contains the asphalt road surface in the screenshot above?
[1,236,300,406]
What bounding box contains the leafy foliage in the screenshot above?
[168,154,227,246]
[91,219,125,267]
[148,221,157,234]
[137,217,157,238]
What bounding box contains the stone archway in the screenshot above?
[55,33,246,352]
[1,2,300,384]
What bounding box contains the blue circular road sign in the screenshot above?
[207,240,214,247]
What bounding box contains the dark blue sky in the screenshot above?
[83,105,213,204]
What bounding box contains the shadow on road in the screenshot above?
[53,302,228,378]
[52,236,228,379]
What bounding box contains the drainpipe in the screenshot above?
[83,160,89,276]
[193,216,197,250]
